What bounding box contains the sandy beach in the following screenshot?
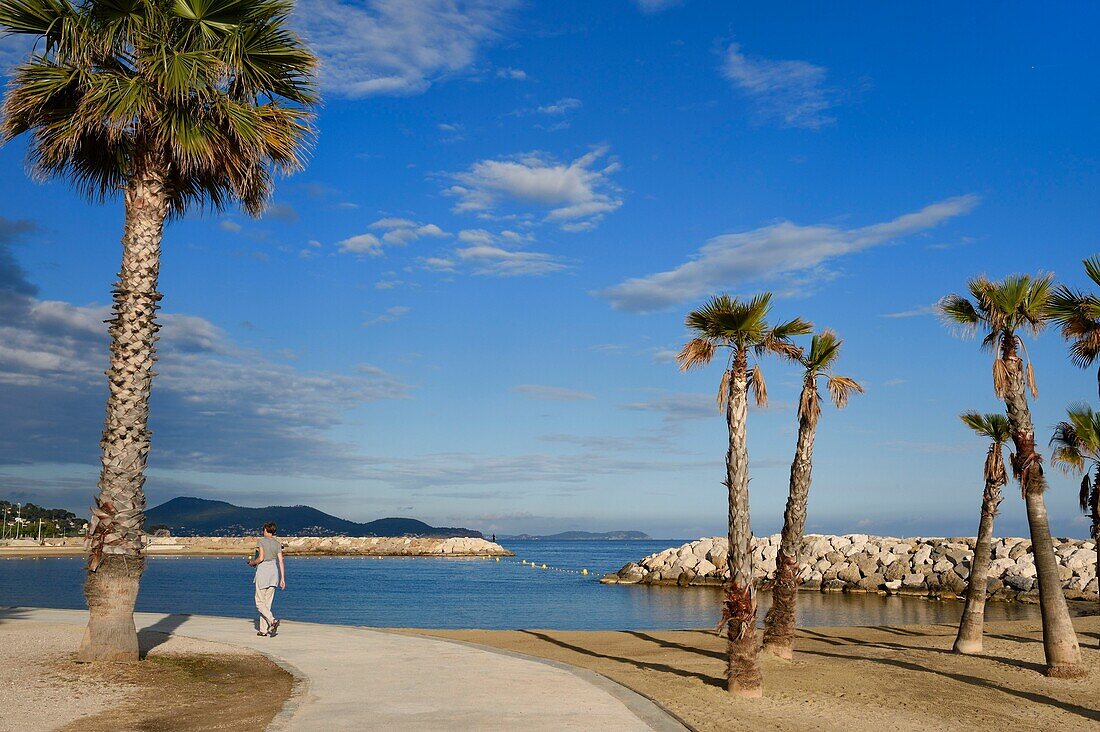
[410,615,1100,732]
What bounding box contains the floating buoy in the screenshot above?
[541,563,547,569]
[495,557,500,562]
[581,568,588,575]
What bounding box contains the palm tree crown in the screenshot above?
[0,0,318,217]
[960,411,1010,489]
[1046,256,1100,397]
[677,293,812,407]
[796,330,863,421]
[939,274,1053,399]
[1050,404,1100,530]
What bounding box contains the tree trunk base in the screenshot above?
[1044,663,1089,679]
[952,637,983,655]
[761,642,793,660]
[730,685,764,698]
[76,555,144,663]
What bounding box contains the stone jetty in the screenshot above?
[3,535,513,557]
[602,534,1098,602]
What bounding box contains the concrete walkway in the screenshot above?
[0,607,685,731]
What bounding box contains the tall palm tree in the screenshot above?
[952,411,1010,654]
[677,293,811,697]
[1049,404,1100,637]
[761,330,861,660]
[1047,255,1100,399]
[939,274,1085,677]
[0,0,317,661]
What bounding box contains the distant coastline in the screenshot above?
[498,531,651,541]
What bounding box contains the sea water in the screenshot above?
[0,540,1040,630]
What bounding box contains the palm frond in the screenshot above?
[676,337,715,372]
[992,358,1011,399]
[749,363,767,408]
[798,380,819,421]
[826,375,862,409]
[938,293,980,334]
[717,369,731,413]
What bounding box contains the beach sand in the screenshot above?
[0,621,294,732]
[409,615,1100,732]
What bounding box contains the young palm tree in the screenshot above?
[1047,255,1100,399]
[1049,404,1100,636]
[939,274,1085,677]
[677,293,811,697]
[761,330,861,660]
[0,0,317,661]
[952,411,1010,654]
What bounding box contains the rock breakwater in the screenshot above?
[7,535,513,557]
[602,534,1098,602]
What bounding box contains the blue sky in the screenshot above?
[1,1,1098,539]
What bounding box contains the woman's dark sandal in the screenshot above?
[269,619,280,636]
[257,631,267,637]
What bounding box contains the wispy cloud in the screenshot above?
[456,243,565,276]
[362,306,411,327]
[881,305,936,319]
[598,195,980,313]
[513,384,597,402]
[633,0,681,12]
[294,0,518,97]
[721,42,835,129]
[444,146,622,232]
[496,67,527,80]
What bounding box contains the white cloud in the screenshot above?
[419,256,457,272]
[362,306,410,327]
[445,146,622,231]
[536,98,582,115]
[294,0,518,97]
[598,195,980,312]
[496,67,527,80]
[370,217,417,229]
[721,42,835,129]
[456,244,565,277]
[337,232,384,255]
[219,220,243,233]
[339,219,448,255]
[512,384,597,402]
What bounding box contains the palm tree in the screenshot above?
[0,0,317,661]
[677,293,811,697]
[952,412,1010,654]
[1049,404,1100,638]
[939,274,1085,677]
[761,330,861,660]
[1047,256,1100,399]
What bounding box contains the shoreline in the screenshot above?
[0,535,514,558]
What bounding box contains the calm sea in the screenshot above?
[0,540,1039,630]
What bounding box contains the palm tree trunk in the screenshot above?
[77,153,168,662]
[1000,337,1085,677]
[762,376,818,660]
[723,348,762,697]
[953,480,1000,654]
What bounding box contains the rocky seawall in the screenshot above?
[2,536,513,557]
[601,534,1098,603]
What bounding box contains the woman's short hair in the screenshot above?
[263,522,277,535]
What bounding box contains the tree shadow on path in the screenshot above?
[517,630,725,689]
[138,613,192,657]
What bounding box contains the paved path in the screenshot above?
[1,607,684,731]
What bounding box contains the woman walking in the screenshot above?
[248,522,286,637]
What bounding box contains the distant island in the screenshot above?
[499,531,651,541]
[146,497,483,538]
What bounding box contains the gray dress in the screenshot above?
[254,536,282,588]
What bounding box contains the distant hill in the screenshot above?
[146,497,482,538]
[500,530,651,541]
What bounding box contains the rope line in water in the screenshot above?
[507,557,590,576]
